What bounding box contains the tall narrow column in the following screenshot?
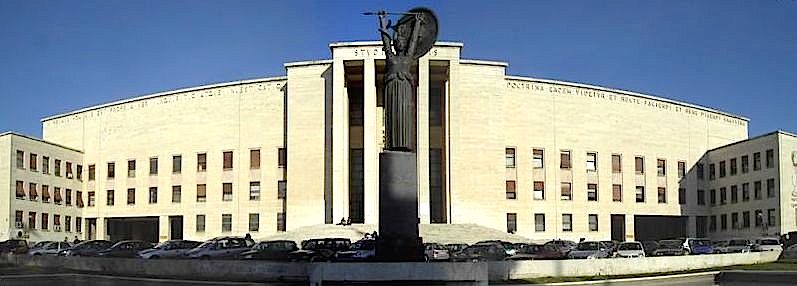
[416,57,431,224]
[332,59,349,222]
[363,60,379,224]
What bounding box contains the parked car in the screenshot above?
[289,238,351,262]
[335,239,376,262]
[28,242,71,256]
[507,244,568,260]
[97,240,153,258]
[685,238,714,255]
[445,243,468,254]
[475,240,516,256]
[601,240,620,256]
[640,241,659,257]
[138,240,201,259]
[568,241,611,259]
[780,244,797,260]
[544,239,577,253]
[717,239,752,253]
[450,243,507,262]
[0,239,28,255]
[239,240,298,261]
[423,243,450,262]
[185,236,254,259]
[62,240,113,257]
[753,238,783,252]
[653,240,687,256]
[615,241,645,258]
[29,241,55,250]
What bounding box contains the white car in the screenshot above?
[754,238,783,252]
[615,241,645,258]
[28,241,71,256]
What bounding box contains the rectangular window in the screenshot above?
[87,191,95,207]
[720,187,727,205]
[730,158,737,176]
[741,155,749,173]
[16,150,24,169]
[197,184,207,202]
[560,150,571,169]
[88,165,95,181]
[532,149,544,168]
[678,161,686,178]
[127,188,135,205]
[77,165,83,181]
[696,163,704,180]
[29,212,36,229]
[54,215,61,231]
[754,181,762,199]
[278,148,287,168]
[710,189,716,205]
[15,181,24,199]
[743,211,750,228]
[505,148,516,168]
[635,157,644,174]
[127,160,136,178]
[561,182,572,201]
[54,159,61,176]
[149,157,158,175]
[149,187,157,204]
[42,156,49,174]
[42,213,49,230]
[249,182,261,201]
[106,190,114,206]
[249,213,259,232]
[506,180,516,199]
[196,215,206,232]
[172,186,181,203]
[612,154,622,173]
[753,152,761,170]
[742,183,750,201]
[658,187,667,203]
[766,149,774,168]
[65,162,73,178]
[506,213,517,233]
[65,188,71,206]
[278,180,287,199]
[222,214,232,232]
[562,214,572,232]
[76,191,83,208]
[657,159,666,176]
[53,187,62,204]
[767,178,776,198]
[107,162,115,178]
[731,185,738,203]
[534,213,545,232]
[755,209,763,226]
[76,217,82,233]
[65,216,71,232]
[697,189,706,205]
[587,184,598,201]
[586,152,597,171]
[678,188,686,204]
[709,215,716,231]
[250,149,261,169]
[29,183,38,201]
[612,184,622,202]
[222,183,233,201]
[732,213,739,229]
[719,161,727,178]
[709,163,716,180]
[277,212,286,231]
[588,214,598,231]
[533,181,545,200]
[721,214,727,230]
[30,153,37,171]
[197,153,207,172]
[172,155,182,174]
[635,186,645,202]
[768,208,776,226]
[223,151,233,170]
[15,211,23,227]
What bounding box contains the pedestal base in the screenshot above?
[376,151,424,262]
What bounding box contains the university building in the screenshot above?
[2,41,796,243]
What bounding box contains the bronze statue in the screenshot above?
[372,8,438,152]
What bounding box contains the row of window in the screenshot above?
[194,213,286,233]
[506,181,685,204]
[85,181,287,206]
[14,211,82,233]
[505,148,686,177]
[16,150,82,180]
[696,179,777,206]
[14,181,84,207]
[706,150,775,180]
[505,213,599,234]
[707,209,777,232]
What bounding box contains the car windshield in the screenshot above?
[659,240,681,248]
[32,241,50,249]
[351,241,375,250]
[618,243,642,250]
[197,241,217,248]
[760,239,780,245]
[690,239,711,247]
[576,242,601,251]
[153,241,173,249]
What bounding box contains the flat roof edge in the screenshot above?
[41,76,288,122]
[460,59,508,67]
[329,41,463,48]
[505,75,750,122]
[0,132,83,153]
[284,59,333,68]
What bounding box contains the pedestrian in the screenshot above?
[244,233,254,246]
[338,217,346,225]
[64,236,68,242]
[345,217,352,226]
[371,231,378,239]
[73,235,80,244]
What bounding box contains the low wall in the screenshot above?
[307,262,487,285]
[488,251,781,280]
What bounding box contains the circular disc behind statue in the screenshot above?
[396,7,438,59]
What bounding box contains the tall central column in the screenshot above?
[363,60,379,224]
[416,57,431,224]
[332,59,349,222]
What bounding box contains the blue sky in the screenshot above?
[0,0,794,137]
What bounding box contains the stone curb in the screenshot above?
[501,271,720,286]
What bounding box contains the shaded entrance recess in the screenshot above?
[106,217,159,242]
[169,216,183,240]
[634,215,688,241]
[611,214,626,242]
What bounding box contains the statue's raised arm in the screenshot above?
[377,11,394,57]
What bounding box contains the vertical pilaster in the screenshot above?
[332,59,349,222]
[417,57,431,224]
[158,215,169,242]
[363,60,379,224]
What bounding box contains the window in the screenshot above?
[106,190,114,206]
[532,149,544,168]
[741,155,749,173]
[754,181,762,199]
[87,191,95,207]
[612,184,622,202]
[30,153,37,171]
[731,213,739,229]
[77,165,83,181]
[766,149,774,168]
[54,215,61,231]
[505,148,516,168]
[534,214,545,232]
[709,215,716,231]
[678,188,686,204]
[755,209,763,226]
[560,182,572,201]
[29,183,38,201]
[15,181,24,199]
[249,182,261,201]
[16,150,24,169]
[127,188,135,205]
[249,213,260,232]
[88,165,95,181]
[65,162,73,178]
[127,160,136,178]
[719,161,726,178]
[506,213,517,233]
[721,214,727,230]
[767,208,776,226]
[42,156,49,174]
[277,212,286,231]
[107,162,115,178]
[743,211,750,228]
[635,186,645,202]
[742,183,750,201]
[753,152,761,170]
[15,211,23,227]
[710,189,716,205]
[709,163,716,180]
[635,157,644,174]
[172,155,182,174]
[66,188,72,206]
[587,184,598,201]
[278,180,287,199]
[560,150,571,169]
[29,212,36,229]
[223,183,233,201]
[730,158,737,176]
[54,187,62,204]
[731,185,738,203]
[278,148,287,168]
[149,187,157,204]
[250,149,261,169]
[696,163,704,180]
[678,161,686,178]
[65,216,71,232]
[612,154,622,173]
[197,153,207,172]
[76,217,82,233]
[197,184,207,202]
[196,215,206,232]
[222,214,232,232]
[54,159,61,176]
[588,214,598,231]
[505,181,516,199]
[76,191,83,208]
[767,178,776,198]
[223,151,233,170]
[720,187,727,205]
[657,159,666,176]
[657,187,667,203]
[586,152,597,171]
[172,186,181,203]
[562,214,572,232]
[533,181,545,200]
[149,157,158,175]
[697,189,706,205]
[42,213,49,230]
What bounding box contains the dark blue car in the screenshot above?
[687,238,714,254]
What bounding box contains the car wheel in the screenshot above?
[150,255,159,259]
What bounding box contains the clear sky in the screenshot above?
[0,0,794,138]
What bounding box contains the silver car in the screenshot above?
[716,239,752,253]
[753,238,783,252]
[185,236,253,259]
[615,241,645,258]
[28,241,71,256]
[138,240,201,259]
[568,241,611,259]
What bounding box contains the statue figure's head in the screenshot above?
[392,20,412,54]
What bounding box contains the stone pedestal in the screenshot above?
[376,151,424,261]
